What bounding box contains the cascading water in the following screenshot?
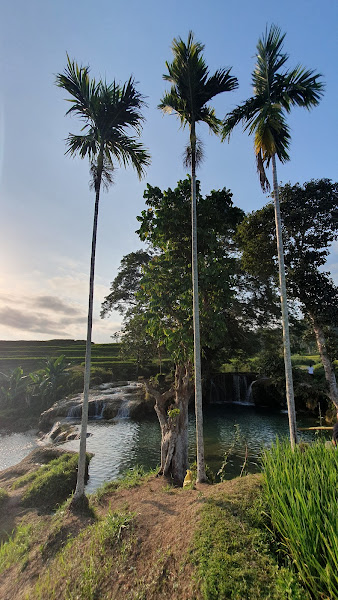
[208,373,256,405]
[115,399,130,419]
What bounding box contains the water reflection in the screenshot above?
[0,406,329,492]
[62,405,325,492]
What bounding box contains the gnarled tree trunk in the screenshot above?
[145,364,192,485]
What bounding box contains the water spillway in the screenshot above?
[207,373,256,405]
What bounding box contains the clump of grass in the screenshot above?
[21,453,90,509]
[93,465,156,502]
[0,488,8,507]
[262,439,338,600]
[33,510,134,599]
[0,522,40,573]
[192,481,307,600]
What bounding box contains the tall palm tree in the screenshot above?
[159,32,238,481]
[222,25,324,448]
[56,57,150,508]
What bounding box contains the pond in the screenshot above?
[0,403,326,493]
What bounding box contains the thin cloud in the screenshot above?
[34,295,81,315]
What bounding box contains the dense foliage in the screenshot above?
[263,440,338,599]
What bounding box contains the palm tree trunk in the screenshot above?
[72,181,101,507]
[271,154,297,448]
[190,123,206,482]
[309,312,338,412]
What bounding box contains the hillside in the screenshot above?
[0,449,307,600]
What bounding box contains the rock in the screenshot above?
[39,381,154,430]
[251,378,284,409]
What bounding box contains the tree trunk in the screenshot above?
[145,364,192,485]
[71,171,102,508]
[190,122,207,482]
[271,154,298,448]
[309,313,338,411]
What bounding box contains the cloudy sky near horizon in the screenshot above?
[0,0,337,344]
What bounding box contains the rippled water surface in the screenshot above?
[0,430,38,471]
[62,405,322,493]
[0,405,325,493]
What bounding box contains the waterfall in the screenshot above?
[91,401,106,420]
[245,382,253,404]
[208,373,256,405]
[115,399,130,419]
[67,404,81,418]
[67,400,106,419]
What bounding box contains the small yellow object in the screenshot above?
[183,469,192,487]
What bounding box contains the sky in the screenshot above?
[0,0,337,343]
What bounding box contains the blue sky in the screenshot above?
[0,0,337,343]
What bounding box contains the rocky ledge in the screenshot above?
[39,381,154,432]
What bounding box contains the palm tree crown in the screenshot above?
[56,56,150,186]
[159,31,238,163]
[222,24,324,190]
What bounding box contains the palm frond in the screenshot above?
[256,150,270,192]
[281,66,324,110]
[56,55,98,119]
[65,133,98,158]
[106,134,151,180]
[90,156,114,192]
[56,58,150,186]
[183,136,204,168]
[222,97,262,140]
[159,31,237,134]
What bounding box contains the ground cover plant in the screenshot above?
[192,478,307,600]
[262,439,338,599]
[33,509,134,599]
[19,452,90,509]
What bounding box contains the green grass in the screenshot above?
[33,510,134,599]
[262,439,338,600]
[93,465,157,502]
[0,523,38,574]
[192,482,307,600]
[20,453,90,509]
[0,488,8,507]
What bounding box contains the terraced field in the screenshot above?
[0,340,125,373]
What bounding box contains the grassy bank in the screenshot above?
[0,449,311,600]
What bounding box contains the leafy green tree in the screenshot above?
[56,57,150,508]
[0,367,29,411]
[159,35,238,481]
[222,25,324,448]
[237,178,338,410]
[29,355,70,411]
[103,178,246,483]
